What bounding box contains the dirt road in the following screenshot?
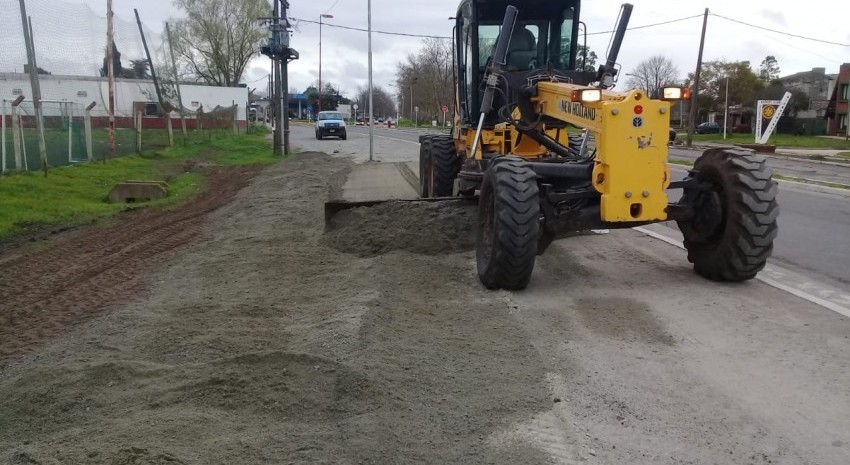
[1,131,849,463]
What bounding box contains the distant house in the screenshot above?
[824,63,850,136]
[0,73,248,129]
[781,64,849,136]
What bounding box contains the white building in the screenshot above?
[0,73,248,128]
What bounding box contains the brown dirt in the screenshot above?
[323,199,478,257]
[0,153,552,464]
[0,165,263,357]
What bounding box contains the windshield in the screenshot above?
[319,112,343,120]
[478,7,575,71]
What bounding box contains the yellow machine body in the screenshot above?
[458,82,673,223]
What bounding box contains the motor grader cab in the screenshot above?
[419,0,778,290]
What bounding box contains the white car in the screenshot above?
[314,111,347,140]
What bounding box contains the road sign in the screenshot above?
[755,93,791,144]
[441,104,448,113]
[762,105,775,119]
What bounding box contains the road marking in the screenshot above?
[634,226,850,318]
[349,131,421,145]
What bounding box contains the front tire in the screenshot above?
[476,160,540,290]
[677,148,779,281]
[428,135,459,197]
[418,136,433,198]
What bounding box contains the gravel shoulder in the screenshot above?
[1,138,848,464]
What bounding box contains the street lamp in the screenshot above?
[410,77,418,124]
[318,13,333,113]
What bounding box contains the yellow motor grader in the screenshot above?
[417,0,778,289]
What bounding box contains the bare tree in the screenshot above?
[169,0,270,87]
[352,86,396,119]
[625,55,680,99]
[396,38,453,120]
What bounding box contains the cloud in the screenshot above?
[759,9,787,26]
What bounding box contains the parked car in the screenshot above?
[695,122,722,134]
[315,111,347,140]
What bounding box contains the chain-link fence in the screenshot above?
[0,0,248,174]
[2,100,240,173]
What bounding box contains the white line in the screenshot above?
[351,131,420,145]
[634,226,685,250]
[757,276,850,318]
[634,226,850,318]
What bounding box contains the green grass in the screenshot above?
[0,131,277,240]
[668,159,694,167]
[691,133,850,149]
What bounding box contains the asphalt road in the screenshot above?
[291,124,850,463]
[340,125,850,288]
[670,147,850,186]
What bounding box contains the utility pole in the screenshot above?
[106,0,116,159]
[686,8,708,148]
[166,23,188,138]
[367,0,374,161]
[271,0,281,154]
[261,1,298,155]
[19,1,47,174]
[134,10,165,109]
[281,0,291,155]
[723,76,729,140]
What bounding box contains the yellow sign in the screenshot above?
[762,105,776,119]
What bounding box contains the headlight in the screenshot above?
[571,89,602,103]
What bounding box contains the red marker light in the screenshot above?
[634,105,643,115]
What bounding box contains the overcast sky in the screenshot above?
[54,0,850,98]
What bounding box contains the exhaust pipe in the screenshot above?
[596,3,633,87]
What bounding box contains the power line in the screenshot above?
[290,17,451,39]
[588,14,704,35]
[710,13,849,47]
[292,12,850,48]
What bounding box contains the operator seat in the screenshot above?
[507,26,537,71]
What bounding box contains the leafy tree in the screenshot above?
[577,45,598,72]
[687,60,765,120]
[169,0,270,86]
[23,64,51,75]
[99,42,122,77]
[130,59,150,79]
[304,82,342,112]
[625,55,679,98]
[758,55,780,82]
[758,80,810,133]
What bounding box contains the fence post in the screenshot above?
[67,102,73,163]
[84,101,95,162]
[1,99,6,174]
[232,101,238,134]
[136,111,142,154]
[19,114,28,171]
[10,96,23,171]
[166,113,174,146]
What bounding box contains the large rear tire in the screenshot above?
[476,160,540,290]
[428,135,460,197]
[677,148,779,281]
[418,136,433,198]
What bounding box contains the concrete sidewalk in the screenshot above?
[338,162,419,202]
[675,141,848,162]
